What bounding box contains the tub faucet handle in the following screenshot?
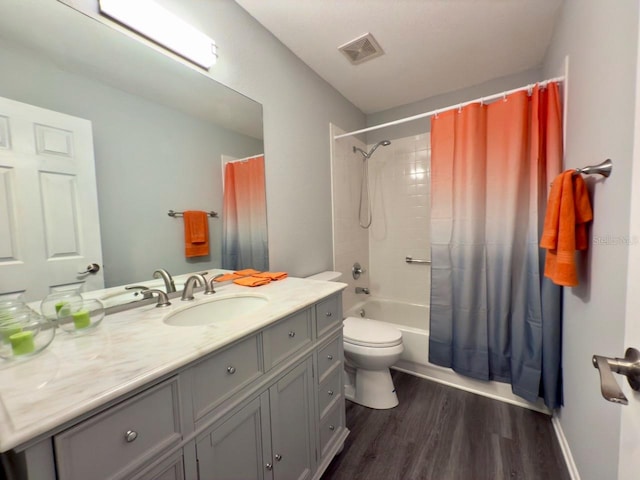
[352,262,366,280]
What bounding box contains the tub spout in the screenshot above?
[355,287,370,295]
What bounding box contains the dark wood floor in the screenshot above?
[322,371,570,480]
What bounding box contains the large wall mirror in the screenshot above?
[0,0,266,302]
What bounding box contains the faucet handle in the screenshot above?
[145,289,171,308]
[125,285,152,299]
[204,274,225,295]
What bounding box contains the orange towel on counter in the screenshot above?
[234,268,261,276]
[214,272,242,282]
[183,211,209,258]
[254,271,288,281]
[540,170,593,286]
[233,276,271,287]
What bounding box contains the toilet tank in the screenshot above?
[306,271,342,282]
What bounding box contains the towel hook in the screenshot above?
[575,159,613,178]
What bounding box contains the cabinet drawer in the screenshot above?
[316,295,341,338]
[318,365,342,419]
[317,335,342,382]
[263,308,312,369]
[55,378,181,480]
[319,401,345,459]
[192,334,263,420]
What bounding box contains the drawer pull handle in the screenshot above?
[125,430,138,443]
[275,454,283,461]
[227,366,236,374]
[288,331,296,338]
[329,425,335,431]
[327,354,333,360]
[265,463,273,471]
[328,389,334,396]
[326,311,332,317]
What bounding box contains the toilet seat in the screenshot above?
[343,316,402,348]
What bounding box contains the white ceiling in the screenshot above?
[234,0,564,114]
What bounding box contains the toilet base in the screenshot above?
[347,367,399,409]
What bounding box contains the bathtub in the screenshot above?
[344,297,549,413]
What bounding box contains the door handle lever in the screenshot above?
[592,347,640,405]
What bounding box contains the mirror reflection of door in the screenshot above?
[221,155,268,271]
[0,96,104,302]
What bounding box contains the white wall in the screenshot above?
[165,0,366,277]
[543,1,639,479]
[368,133,431,305]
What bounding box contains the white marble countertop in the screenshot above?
[0,277,346,452]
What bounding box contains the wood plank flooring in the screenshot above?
[322,371,571,480]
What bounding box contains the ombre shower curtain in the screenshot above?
[429,83,563,409]
[222,155,268,271]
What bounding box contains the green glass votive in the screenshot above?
[72,310,91,330]
[10,330,35,356]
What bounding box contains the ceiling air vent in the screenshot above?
[338,33,384,65]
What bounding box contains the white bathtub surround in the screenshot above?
[330,124,370,311]
[0,277,346,452]
[346,298,550,414]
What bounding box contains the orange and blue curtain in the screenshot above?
[222,155,268,271]
[429,83,564,409]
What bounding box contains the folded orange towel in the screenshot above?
[214,272,242,282]
[540,171,593,286]
[234,269,261,276]
[183,211,209,258]
[254,271,288,281]
[233,276,271,287]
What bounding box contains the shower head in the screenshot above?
[352,140,391,159]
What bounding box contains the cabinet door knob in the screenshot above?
[265,463,273,471]
[327,354,333,360]
[227,366,236,374]
[328,390,334,396]
[329,425,335,431]
[275,454,282,461]
[288,331,296,338]
[326,311,332,317]
[125,430,138,442]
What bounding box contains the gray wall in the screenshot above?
[543,1,639,479]
[0,38,264,287]
[168,0,366,277]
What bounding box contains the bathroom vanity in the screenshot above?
[0,278,347,480]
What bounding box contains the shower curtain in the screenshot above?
[429,83,563,409]
[222,155,268,271]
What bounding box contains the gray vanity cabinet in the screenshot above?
[195,358,314,480]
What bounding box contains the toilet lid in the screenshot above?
[343,316,402,348]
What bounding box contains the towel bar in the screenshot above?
[168,210,219,218]
[405,256,431,264]
[575,159,613,178]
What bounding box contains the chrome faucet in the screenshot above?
[355,287,370,295]
[146,289,171,308]
[181,274,207,301]
[204,274,226,295]
[153,268,176,293]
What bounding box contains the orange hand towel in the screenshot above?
[234,269,261,276]
[233,276,271,287]
[184,210,209,258]
[214,272,242,282]
[540,171,593,286]
[254,271,288,281]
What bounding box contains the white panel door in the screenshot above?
[0,95,104,301]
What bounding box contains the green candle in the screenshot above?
[72,310,91,329]
[10,331,35,356]
[55,301,71,316]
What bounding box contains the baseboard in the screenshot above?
[551,415,580,480]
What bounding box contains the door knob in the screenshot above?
[592,347,640,405]
[78,263,100,275]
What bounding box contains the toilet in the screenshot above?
[306,271,404,410]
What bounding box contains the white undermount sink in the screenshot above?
[163,295,269,327]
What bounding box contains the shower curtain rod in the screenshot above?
[224,153,264,164]
[333,76,565,140]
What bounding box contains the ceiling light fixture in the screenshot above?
[98,0,217,69]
